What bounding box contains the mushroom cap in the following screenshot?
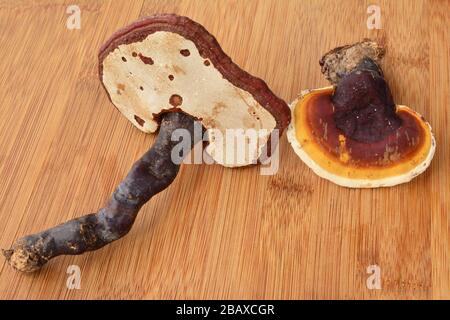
[99,14,290,167]
[287,87,435,188]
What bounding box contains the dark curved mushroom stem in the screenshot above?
[2,112,202,272]
[320,40,402,143]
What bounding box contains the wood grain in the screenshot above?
[0,0,448,299]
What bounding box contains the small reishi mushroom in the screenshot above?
[287,40,435,188]
[2,14,290,272]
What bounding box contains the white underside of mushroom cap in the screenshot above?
[287,93,436,188]
[102,31,277,167]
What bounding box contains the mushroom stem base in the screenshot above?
[2,112,201,272]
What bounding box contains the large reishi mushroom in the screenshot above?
[287,40,435,188]
[2,14,290,272]
[99,14,290,166]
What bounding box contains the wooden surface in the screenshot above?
[0,0,449,300]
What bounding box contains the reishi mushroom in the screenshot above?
[99,14,290,166]
[287,40,435,188]
[2,14,290,272]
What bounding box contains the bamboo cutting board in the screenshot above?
[0,0,449,299]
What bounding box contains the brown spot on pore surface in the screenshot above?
[180,49,190,56]
[204,60,210,66]
[132,52,137,57]
[138,53,154,65]
[212,102,227,116]
[117,83,125,95]
[134,115,145,126]
[169,94,183,107]
[139,86,144,91]
[121,56,127,62]
[168,74,174,81]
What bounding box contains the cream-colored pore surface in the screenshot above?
[102,31,276,166]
